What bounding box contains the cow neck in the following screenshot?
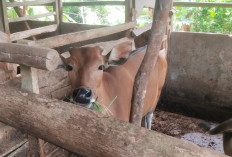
[129,45,147,58]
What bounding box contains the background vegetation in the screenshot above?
[5,0,232,34]
[173,0,232,34]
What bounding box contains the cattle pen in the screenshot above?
[0,0,231,157]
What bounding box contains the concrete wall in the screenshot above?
[163,32,232,114]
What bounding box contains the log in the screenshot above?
[28,22,136,48]
[0,85,226,157]
[130,0,173,126]
[0,43,61,71]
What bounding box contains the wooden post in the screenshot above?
[1,0,10,35]
[0,1,4,32]
[125,0,132,22]
[130,0,173,126]
[0,85,226,157]
[19,40,45,157]
[53,0,60,35]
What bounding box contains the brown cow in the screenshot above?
[63,39,167,129]
[0,32,17,84]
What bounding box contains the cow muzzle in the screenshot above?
[73,87,94,108]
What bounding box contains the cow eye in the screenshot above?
[98,65,104,71]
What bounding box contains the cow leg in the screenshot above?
[143,112,153,130]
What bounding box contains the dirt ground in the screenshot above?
[151,109,224,154]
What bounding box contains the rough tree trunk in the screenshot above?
[0,85,226,157]
[130,0,173,126]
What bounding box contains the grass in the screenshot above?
[67,96,117,115]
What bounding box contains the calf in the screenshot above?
[63,40,167,128]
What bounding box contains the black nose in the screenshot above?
[73,88,92,104]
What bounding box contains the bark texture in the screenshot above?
[0,85,226,157]
[130,0,173,126]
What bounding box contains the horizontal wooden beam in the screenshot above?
[173,2,232,8]
[63,1,125,6]
[0,85,226,157]
[31,21,136,48]
[8,12,56,23]
[6,0,56,7]
[0,43,60,71]
[10,24,58,41]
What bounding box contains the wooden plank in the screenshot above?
[31,21,136,48]
[2,0,10,34]
[6,142,29,157]
[9,12,56,23]
[0,125,26,156]
[62,1,125,6]
[173,2,232,8]
[6,0,56,7]
[10,24,57,41]
[0,139,27,157]
[0,84,226,157]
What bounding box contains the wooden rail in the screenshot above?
[6,0,56,7]
[10,24,58,41]
[8,12,56,23]
[173,2,232,8]
[58,1,125,7]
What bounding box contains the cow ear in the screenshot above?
[58,52,73,71]
[105,41,132,67]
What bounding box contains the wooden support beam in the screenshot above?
[6,0,56,7]
[0,43,60,71]
[62,1,125,6]
[57,0,63,34]
[0,2,4,32]
[130,0,173,126]
[0,84,226,157]
[29,22,136,48]
[10,24,58,41]
[19,41,45,157]
[173,2,232,8]
[8,12,56,23]
[125,0,132,22]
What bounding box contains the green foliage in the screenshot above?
[136,8,152,27]
[174,0,232,34]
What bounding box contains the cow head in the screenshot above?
[64,41,133,108]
